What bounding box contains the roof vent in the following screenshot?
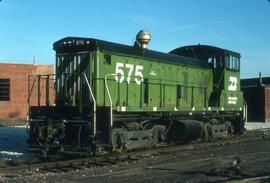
[134,30,151,49]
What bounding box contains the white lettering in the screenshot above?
[134,65,144,85]
[115,62,125,83]
[125,64,134,84]
[115,62,144,85]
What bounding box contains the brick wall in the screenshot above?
[0,63,54,120]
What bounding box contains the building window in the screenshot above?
[0,78,10,101]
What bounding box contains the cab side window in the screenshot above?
[208,57,217,69]
[208,56,223,69]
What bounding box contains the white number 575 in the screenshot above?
[115,62,143,85]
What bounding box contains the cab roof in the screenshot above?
[169,45,240,61]
[53,37,239,68]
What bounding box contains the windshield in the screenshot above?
[225,55,240,71]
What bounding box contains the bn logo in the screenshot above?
[228,76,237,91]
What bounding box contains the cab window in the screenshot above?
[208,55,223,69]
[225,55,240,71]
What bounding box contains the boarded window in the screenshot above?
[0,78,10,101]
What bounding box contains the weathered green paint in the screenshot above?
[92,50,242,112]
[54,44,243,113]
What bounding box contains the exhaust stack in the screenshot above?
[134,30,151,49]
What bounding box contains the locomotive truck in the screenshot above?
[27,30,244,153]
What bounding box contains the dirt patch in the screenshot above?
[1,129,270,182]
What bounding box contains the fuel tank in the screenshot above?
[166,120,203,142]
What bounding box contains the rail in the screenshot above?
[104,74,117,148]
[104,74,116,128]
[216,68,225,90]
[1,130,269,176]
[27,75,38,121]
[98,75,207,110]
[27,74,53,120]
[243,99,248,123]
[82,73,97,138]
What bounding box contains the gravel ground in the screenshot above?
[1,129,270,183]
[244,122,270,131]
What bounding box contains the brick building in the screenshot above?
[0,63,54,121]
[241,77,270,122]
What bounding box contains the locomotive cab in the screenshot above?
[208,52,241,109]
[170,45,242,110]
[170,45,244,135]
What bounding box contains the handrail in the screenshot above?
[82,73,97,138]
[214,69,225,107]
[104,73,116,128]
[27,75,38,122]
[243,99,248,123]
[27,75,38,104]
[105,73,116,148]
[216,68,225,90]
[27,74,56,105]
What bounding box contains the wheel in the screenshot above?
[204,123,212,141]
[225,121,234,135]
[153,128,165,144]
[115,133,125,151]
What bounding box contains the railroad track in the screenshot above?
[0,128,269,177]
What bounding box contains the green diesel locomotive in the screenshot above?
[28,30,244,153]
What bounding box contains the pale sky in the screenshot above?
[0,0,270,78]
